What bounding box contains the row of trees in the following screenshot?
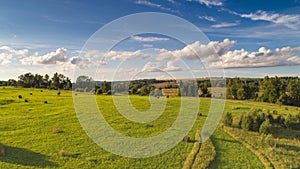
[224,109,300,134]
[227,76,300,107]
[1,72,72,90]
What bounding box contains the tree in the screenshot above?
[259,119,272,134]
[223,112,233,126]
[237,86,246,100]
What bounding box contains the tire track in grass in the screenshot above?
[191,137,216,169]
[182,130,201,169]
[223,127,275,169]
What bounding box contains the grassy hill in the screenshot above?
[0,87,299,168]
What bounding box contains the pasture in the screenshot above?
[0,87,299,168]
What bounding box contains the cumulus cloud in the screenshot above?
[218,46,300,68]
[20,48,67,65]
[142,62,163,72]
[241,10,300,29]
[131,35,170,42]
[0,46,29,65]
[211,21,239,28]
[157,38,236,62]
[104,50,150,61]
[103,38,300,69]
[141,60,183,72]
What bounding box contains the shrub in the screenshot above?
[259,119,272,134]
[57,91,61,96]
[24,99,28,102]
[44,101,48,104]
[274,114,285,126]
[284,114,300,130]
[223,112,233,126]
[96,88,103,94]
[0,144,5,156]
[30,93,32,95]
[18,95,22,99]
[241,113,255,131]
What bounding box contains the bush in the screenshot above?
[239,109,275,132]
[0,144,5,156]
[57,91,61,96]
[259,119,272,134]
[18,95,22,99]
[241,113,255,131]
[96,88,103,94]
[223,112,233,126]
[24,99,28,102]
[274,114,285,126]
[284,114,300,130]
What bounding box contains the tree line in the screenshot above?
[0,72,72,90]
[226,76,300,107]
[2,73,300,107]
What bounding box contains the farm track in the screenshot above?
[182,130,201,169]
[222,127,275,169]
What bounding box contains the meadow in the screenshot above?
[0,87,299,168]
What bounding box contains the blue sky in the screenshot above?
[0,0,300,80]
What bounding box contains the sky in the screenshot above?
[0,0,300,81]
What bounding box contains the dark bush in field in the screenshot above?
[30,93,32,95]
[18,95,22,99]
[0,144,5,156]
[239,109,274,132]
[44,101,48,104]
[57,91,61,96]
[223,112,233,126]
[259,119,272,134]
[24,99,28,102]
[284,114,300,130]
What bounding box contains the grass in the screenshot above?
[192,137,216,169]
[0,87,299,168]
[209,129,264,169]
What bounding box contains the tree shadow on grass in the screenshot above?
[0,145,57,167]
[270,126,300,140]
[276,143,300,151]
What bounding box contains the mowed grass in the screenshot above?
[2,87,293,168]
[0,87,204,168]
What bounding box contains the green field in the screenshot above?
[0,87,299,168]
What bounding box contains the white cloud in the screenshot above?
[167,0,177,4]
[0,46,29,65]
[198,15,216,22]
[20,48,67,65]
[134,0,161,8]
[131,35,170,42]
[157,38,236,62]
[211,21,240,28]
[142,62,163,72]
[131,39,300,69]
[134,0,179,13]
[241,10,300,29]
[104,50,150,61]
[188,0,223,7]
